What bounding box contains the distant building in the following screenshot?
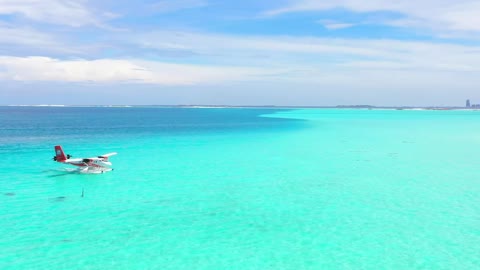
[466,99,471,107]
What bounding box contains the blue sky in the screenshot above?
[1,0,480,106]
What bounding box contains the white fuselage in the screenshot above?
[64,158,113,172]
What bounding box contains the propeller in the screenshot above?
[67,154,72,159]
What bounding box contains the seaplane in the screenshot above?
[53,145,117,174]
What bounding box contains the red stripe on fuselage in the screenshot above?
[69,163,106,168]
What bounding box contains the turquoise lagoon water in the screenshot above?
[0,107,479,269]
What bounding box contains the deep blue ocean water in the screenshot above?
[1,107,479,269]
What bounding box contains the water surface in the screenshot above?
[1,107,479,269]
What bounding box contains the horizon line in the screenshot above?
[1,104,476,109]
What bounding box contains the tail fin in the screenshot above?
[54,145,67,162]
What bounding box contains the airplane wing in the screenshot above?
[99,152,117,158]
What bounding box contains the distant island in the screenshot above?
[3,104,480,110]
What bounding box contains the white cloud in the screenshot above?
[135,31,385,60]
[0,0,99,26]
[3,30,479,88]
[317,20,355,30]
[151,0,208,13]
[5,31,474,87]
[0,25,56,47]
[0,56,278,85]
[134,31,480,73]
[124,31,480,104]
[0,24,93,55]
[265,0,480,33]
